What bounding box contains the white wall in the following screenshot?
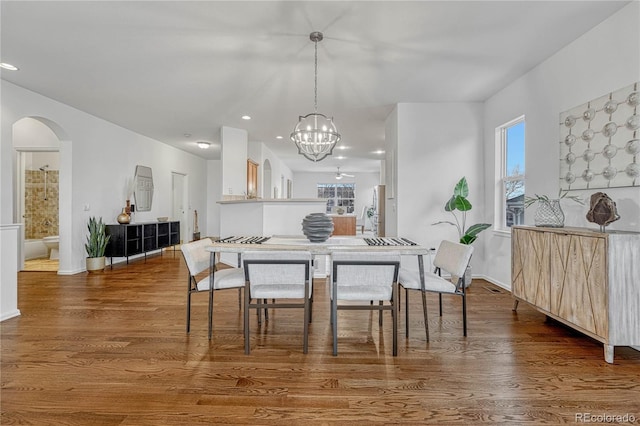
[293,171,380,227]
[483,2,640,289]
[384,106,399,237]
[206,160,222,238]
[248,141,293,199]
[1,80,208,276]
[220,126,248,197]
[389,103,485,273]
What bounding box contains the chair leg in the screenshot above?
[309,292,314,324]
[462,292,467,337]
[208,288,214,340]
[264,299,269,322]
[439,293,443,316]
[303,282,310,354]
[379,300,383,326]
[186,290,192,333]
[392,283,398,356]
[238,288,242,310]
[244,285,251,354]
[332,282,338,356]
[421,290,429,342]
[404,287,410,338]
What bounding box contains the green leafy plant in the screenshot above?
[366,206,375,218]
[524,189,584,208]
[433,177,491,245]
[85,216,110,258]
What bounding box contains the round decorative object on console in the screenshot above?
[117,208,130,224]
[301,213,334,242]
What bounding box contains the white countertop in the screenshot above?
[217,198,325,204]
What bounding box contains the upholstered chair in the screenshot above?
[242,251,313,354]
[398,240,474,341]
[181,238,245,340]
[330,251,400,356]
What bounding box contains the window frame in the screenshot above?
[495,115,525,232]
[317,182,356,214]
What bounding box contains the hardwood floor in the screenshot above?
[2,252,639,425]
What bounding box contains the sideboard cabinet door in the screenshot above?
[511,227,550,311]
[549,232,607,339]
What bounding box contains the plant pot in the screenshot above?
[534,199,565,227]
[86,256,106,273]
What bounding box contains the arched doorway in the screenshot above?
[13,117,70,274]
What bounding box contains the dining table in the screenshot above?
[206,235,435,350]
[206,235,432,285]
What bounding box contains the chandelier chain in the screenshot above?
[314,39,318,113]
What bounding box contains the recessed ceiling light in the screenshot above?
[336,146,348,150]
[373,150,385,155]
[197,142,210,149]
[336,156,346,160]
[241,115,251,120]
[0,63,19,71]
[184,133,191,138]
[276,136,283,139]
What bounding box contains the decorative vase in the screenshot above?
[301,213,334,242]
[534,199,564,228]
[86,256,106,273]
[117,208,131,224]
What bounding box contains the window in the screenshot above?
[496,117,525,230]
[317,183,355,214]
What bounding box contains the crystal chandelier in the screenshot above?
[291,31,340,162]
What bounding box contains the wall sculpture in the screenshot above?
[559,81,639,190]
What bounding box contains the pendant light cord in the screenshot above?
[314,39,318,113]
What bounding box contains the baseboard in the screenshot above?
[58,268,86,275]
[476,274,511,292]
[0,309,21,322]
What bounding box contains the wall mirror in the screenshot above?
[134,165,154,211]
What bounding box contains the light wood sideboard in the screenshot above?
[511,225,640,363]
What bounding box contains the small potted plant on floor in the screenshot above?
[85,216,110,272]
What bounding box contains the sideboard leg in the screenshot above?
[512,299,519,311]
[604,344,614,364]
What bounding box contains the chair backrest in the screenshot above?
[359,206,367,221]
[331,251,400,288]
[242,250,312,287]
[433,240,474,279]
[181,238,213,276]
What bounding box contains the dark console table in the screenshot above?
[105,221,180,266]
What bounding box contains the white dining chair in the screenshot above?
[398,240,474,341]
[330,251,400,356]
[242,250,313,354]
[355,205,367,233]
[181,238,245,340]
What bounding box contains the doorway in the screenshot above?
[171,172,188,244]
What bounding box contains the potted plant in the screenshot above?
[524,190,583,228]
[433,177,491,245]
[85,216,110,272]
[433,177,491,286]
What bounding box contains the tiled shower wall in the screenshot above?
[25,169,59,239]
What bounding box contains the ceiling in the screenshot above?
[0,1,629,173]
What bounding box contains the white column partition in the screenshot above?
[1,224,21,321]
